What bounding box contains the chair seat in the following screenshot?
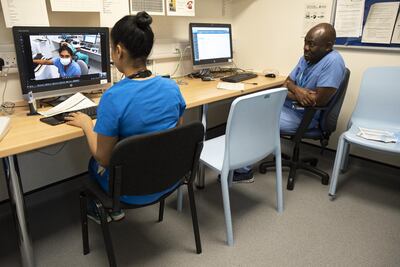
[343,125,400,154]
[200,135,225,172]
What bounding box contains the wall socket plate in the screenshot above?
[0,44,17,69]
[0,51,17,68]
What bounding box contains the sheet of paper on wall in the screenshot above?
[166,0,195,16]
[302,1,331,37]
[130,0,165,16]
[50,0,102,12]
[391,11,400,44]
[1,0,49,28]
[361,2,400,44]
[334,0,364,38]
[100,0,130,27]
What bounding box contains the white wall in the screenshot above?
[231,0,400,166]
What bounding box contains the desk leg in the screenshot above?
[196,104,208,189]
[3,156,35,267]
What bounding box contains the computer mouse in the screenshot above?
[201,76,213,81]
[265,73,276,78]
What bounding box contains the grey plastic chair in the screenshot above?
[329,66,400,200]
[199,88,287,246]
[77,59,89,75]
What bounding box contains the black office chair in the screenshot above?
[259,68,350,190]
[79,122,204,267]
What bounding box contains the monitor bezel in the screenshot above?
[189,23,233,68]
[13,26,111,100]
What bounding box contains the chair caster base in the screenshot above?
[321,176,329,185]
[195,184,205,190]
[329,193,336,201]
[259,166,267,174]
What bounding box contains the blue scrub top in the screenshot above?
[53,57,81,78]
[92,76,186,205]
[284,50,346,117]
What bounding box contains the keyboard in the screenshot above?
[220,72,258,83]
[40,106,97,126]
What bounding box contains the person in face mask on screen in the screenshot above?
[33,45,81,78]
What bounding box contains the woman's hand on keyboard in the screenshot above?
[64,112,93,131]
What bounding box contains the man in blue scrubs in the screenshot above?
[280,23,345,133]
[234,23,345,183]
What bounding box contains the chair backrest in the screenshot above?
[319,67,351,135]
[224,88,287,170]
[76,59,89,75]
[351,66,400,128]
[108,122,204,200]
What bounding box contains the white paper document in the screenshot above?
[50,0,102,12]
[130,0,165,15]
[302,1,331,37]
[334,0,364,37]
[100,0,129,27]
[166,0,195,16]
[1,0,49,28]
[39,93,97,117]
[217,82,245,91]
[391,11,400,44]
[357,127,398,143]
[361,2,400,44]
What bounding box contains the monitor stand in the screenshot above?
[191,68,212,79]
[42,95,73,107]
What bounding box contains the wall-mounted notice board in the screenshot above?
[332,0,400,50]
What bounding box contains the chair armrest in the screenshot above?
[291,101,329,111]
[289,102,329,143]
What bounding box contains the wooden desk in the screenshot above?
[0,74,285,266]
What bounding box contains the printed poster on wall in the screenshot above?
[302,1,331,37]
[130,0,165,16]
[166,0,195,16]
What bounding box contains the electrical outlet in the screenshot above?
[0,44,17,69]
[0,52,17,68]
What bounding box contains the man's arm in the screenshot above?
[33,59,53,65]
[284,77,336,106]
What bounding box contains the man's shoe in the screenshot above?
[218,167,255,184]
[87,208,112,225]
[109,209,125,221]
[233,168,254,183]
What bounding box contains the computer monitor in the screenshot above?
[13,26,111,100]
[189,23,233,70]
[84,35,96,44]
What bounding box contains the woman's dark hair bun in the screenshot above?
[136,11,152,29]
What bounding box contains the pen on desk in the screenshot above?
[242,82,258,85]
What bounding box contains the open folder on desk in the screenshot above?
[39,93,97,117]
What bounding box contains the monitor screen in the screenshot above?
[84,35,96,44]
[189,23,233,68]
[13,26,111,100]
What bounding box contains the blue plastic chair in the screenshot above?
[198,88,287,246]
[329,66,400,200]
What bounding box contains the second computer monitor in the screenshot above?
[189,23,233,69]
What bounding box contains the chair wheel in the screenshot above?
[321,177,329,185]
[329,194,336,201]
[309,159,318,167]
[259,165,267,174]
[195,185,205,190]
[287,177,294,190]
